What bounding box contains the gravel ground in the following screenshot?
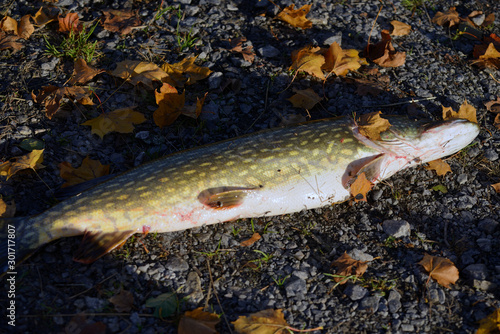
[1,0,500,333]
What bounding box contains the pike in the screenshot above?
[0,115,479,273]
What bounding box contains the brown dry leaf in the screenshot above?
[485,97,500,113]
[154,83,186,127]
[276,4,312,30]
[110,60,169,89]
[178,307,220,334]
[494,114,500,130]
[0,149,44,180]
[0,31,22,51]
[109,290,134,313]
[69,58,104,85]
[59,156,110,188]
[18,15,34,39]
[0,16,19,35]
[331,252,368,284]
[390,20,411,36]
[290,45,325,79]
[81,107,146,139]
[288,88,322,110]
[102,9,141,35]
[31,86,94,119]
[229,37,256,63]
[442,100,478,123]
[418,253,459,288]
[0,199,16,218]
[349,172,373,203]
[365,30,406,67]
[476,308,500,334]
[181,92,207,120]
[64,314,106,334]
[472,43,500,69]
[425,159,452,176]
[58,13,82,33]
[322,42,365,76]
[240,232,262,247]
[357,111,392,141]
[491,183,500,193]
[432,7,460,27]
[31,7,57,26]
[161,56,213,87]
[232,309,289,334]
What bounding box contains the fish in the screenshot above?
[0,115,479,273]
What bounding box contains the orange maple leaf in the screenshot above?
[365,30,406,67]
[472,43,500,69]
[59,156,110,187]
[331,252,368,283]
[322,42,366,76]
[81,107,146,139]
[154,83,186,127]
[349,172,373,203]
[390,20,411,36]
[432,7,460,27]
[102,9,141,35]
[357,111,392,141]
[288,88,322,110]
[31,86,94,119]
[290,45,325,79]
[0,149,45,180]
[110,60,169,88]
[69,58,104,85]
[276,4,313,29]
[240,233,262,247]
[425,159,452,176]
[58,13,82,33]
[418,253,459,288]
[441,100,478,123]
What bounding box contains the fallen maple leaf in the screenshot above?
[0,31,22,51]
[58,12,82,33]
[110,60,169,89]
[0,16,19,35]
[0,149,44,180]
[425,159,452,176]
[0,14,34,40]
[69,58,104,85]
[229,37,256,63]
[491,183,500,193]
[288,88,322,110]
[365,30,406,67]
[0,199,16,218]
[31,7,57,27]
[472,43,500,69]
[109,290,134,313]
[178,307,220,334]
[418,253,459,288]
[102,9,141,35]
[82,107,146,139]
[232,309,289,334]
[59,156,110,187]
[484,97,500,113]
[240,232,262,247]
[476,308,500,334]
[322,42,366,76]
[390,20,411,36]
[442,100,478,123]
[331,252,368,284]
[290,45,325,79]
[432,7,460,27]
[161,56,212,87]
[357,111,392,141]
[276,4,312,30]
[154,83,186,127]
[64,314,106,334]
[31,86,94,119]
[349,172,373,203]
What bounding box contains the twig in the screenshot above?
[366,5,383,53]
[69,273,117,299]
[206,259,233,334]
[365,96,437,108]
[18,312,156,318]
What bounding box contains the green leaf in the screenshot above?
[145,292,177,318]
[19,138,45,151]
[432,184,448,193]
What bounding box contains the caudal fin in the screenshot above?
[0,217,41,275]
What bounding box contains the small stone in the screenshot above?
[383,220,411,238]
[401,324,415,332]
[388,290,402,313]
[478,218,498,234]
[285,277,307,297]
[185,271,204,304]
[293,271,308,280]
[473,280,498,292]
[456,173,468,184]
[135,131,149,140]
[130,312,141,326]
[476,238,492,252]
[471,13,486,26]
[343,284,368,301]
[257,45,280,58]
[359,294,381,312]
[166,256,189,272]
[348,249,373,262]
[17,126,32,136]
[484,149,499,161]
[323,33,342,46]
[208,72,223,90]
[84,296,106,311]
[464,263,489,280]
[293,251,305,261]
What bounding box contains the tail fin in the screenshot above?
[1,216,42,275]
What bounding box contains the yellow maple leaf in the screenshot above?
[59,156,110,188]
[178,307,220,334]
[290,45,325,79]
[390,20,411,36]
[357,111,392,141]
[232,309,289,334]
[110,60,169,88]
[322,42,366,76]
[442,100,478,123]
[82,107,146,139]
[0,199,16,218]
[0,149,44,180]
[161,56,212,87]
[476,308,500,334]
[425,159,452,176]
[276,4,312,29]
[154,83,186,128]
[288,88,322,110]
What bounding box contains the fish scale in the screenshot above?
[0,115,479,273]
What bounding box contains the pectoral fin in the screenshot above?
[198,186,259,209]
[342,154,385,188]
[73,230,136,264]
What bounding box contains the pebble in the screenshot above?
[383,219,411,238]
[476,238,492,252]
[473,280,498,292]
[285,277,307,297]
[484,149,499,161]
[348,249,373,262]
[388,290,402,313]
[166,256,189,272]
[323,33,342,46]
[359,294,381,312]
[456,173,468,184]
[257,45,280,58]
[464,264,489,280]
[343,284,368,301]
[478,218,498,234]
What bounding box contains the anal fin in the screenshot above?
[198,186,259,210]
[73,230,136,264]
